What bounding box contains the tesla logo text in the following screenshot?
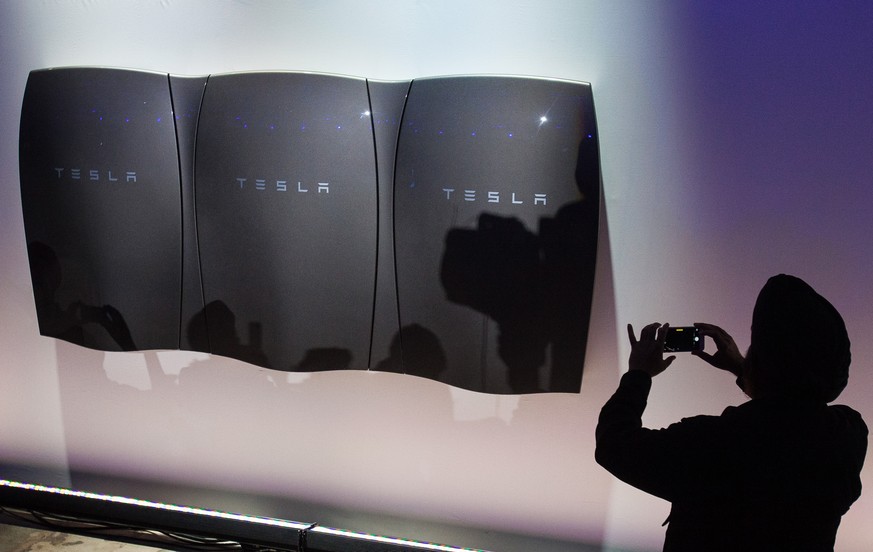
[236,178,330,194]
[442,188,546,206]
[54,167,137,183]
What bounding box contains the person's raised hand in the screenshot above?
[692,322,744,377]
[627,322,675,377]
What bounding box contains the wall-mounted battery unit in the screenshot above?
[19,68,201,352]
[20,68,599,394]
[393,76,599,393]
[193,72,379,371]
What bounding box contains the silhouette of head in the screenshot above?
[398,324,447,380]
[186,300,238,353]
[574,135,599,199]
[745,274,850,403]
[27,241,63,300]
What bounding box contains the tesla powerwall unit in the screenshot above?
[19,67,206,352]
[19,67,599,394]
[192,72,379,371]
[393,76,599,394]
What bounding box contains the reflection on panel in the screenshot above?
[19,68,184,351]
[393,76,599,394]
[19,68,599,394]
[193,72,378,371]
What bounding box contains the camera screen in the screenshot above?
[664,326,702,352]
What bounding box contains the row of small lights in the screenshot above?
[0,479,489,552]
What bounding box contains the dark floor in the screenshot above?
[0,523,169,551]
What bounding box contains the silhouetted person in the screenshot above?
[595,274,867,551]
[374,324,447,381]
[28,241,136,351]
[28,241,84,345]
[438,135,599,393]
[186,300,270,368]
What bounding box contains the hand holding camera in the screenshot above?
[627,322,676,377]
[692,322,744,377]
[629,322,744,378]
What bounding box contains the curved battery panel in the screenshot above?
[193,72,378,371]
[393,76,600,394]
[19,67,183,351]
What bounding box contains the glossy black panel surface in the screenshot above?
[170,75,209,352]
[20,67,183,351]
[393,76,600,393]
[193,72,378,371]
[366,80,411,372]
[19,67,598,394]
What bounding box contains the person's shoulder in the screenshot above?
[827,403,868,434]
[666,401,752,427]
[669,412,727,434]
[717,400,755,419]
[704,400,770,432]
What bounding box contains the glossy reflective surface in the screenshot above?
[19,68,183,352]
[20,69,599,394]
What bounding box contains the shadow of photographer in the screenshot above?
[439,137,599,393]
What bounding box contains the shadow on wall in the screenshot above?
[20,69,601,396]
[439,136,599,393]
[25,182,619,552]
[28,241,136,353]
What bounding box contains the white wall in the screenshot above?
[1,2,871,551]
